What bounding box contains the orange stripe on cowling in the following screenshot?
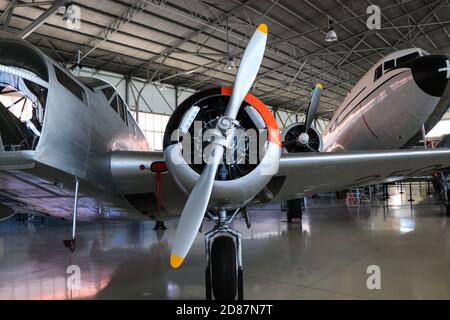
[220,87,281,148]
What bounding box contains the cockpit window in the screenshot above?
[100,86,128,125]
[109,95,118,113]
[374,65,383,81]
[384,59,395,73]
[78,77,130,126]
[101,87,115,101]
[54,67,86,103]
[117,96,126,123]
[396,52,420,66]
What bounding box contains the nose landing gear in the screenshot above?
[204,207,247,300]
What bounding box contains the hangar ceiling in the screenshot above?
[0,0,449,119]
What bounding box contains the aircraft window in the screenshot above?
[117,96,126,123]
[109,95,118,113]
[383,60,395,73]
[54,67,86,103]
[374,65,383,81]
[131,116,136,135]
[396,52,420,66]
[101,87,115,101]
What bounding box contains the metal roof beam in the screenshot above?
[129,0,257,75]
[0,0,18,29]
[80,0,156,61]
[18,0,70,39]
[391,0,439,50]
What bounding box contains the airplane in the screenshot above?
[0,24,450,300]
[282,48,450,153]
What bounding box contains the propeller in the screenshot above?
[296,83,323,148]
[170,23,268,269]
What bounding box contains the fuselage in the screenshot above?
[322,48,450,152]
[0,37,154,220]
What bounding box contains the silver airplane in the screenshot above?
[0,25,450,299]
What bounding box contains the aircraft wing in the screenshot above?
[110,151,187,216]
[273,148,450,200]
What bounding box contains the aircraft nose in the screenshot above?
[409,55,449,97]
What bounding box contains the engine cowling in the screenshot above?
[163,87,281,211]
[282,122,323,153]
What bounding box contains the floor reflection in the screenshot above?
[0,183,448,299]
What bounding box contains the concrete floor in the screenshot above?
[0,184,449,300]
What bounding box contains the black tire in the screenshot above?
[446,205,450,217]
[211,236,237,300]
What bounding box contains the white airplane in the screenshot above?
[282,48,450,153]
[0,24,449,300]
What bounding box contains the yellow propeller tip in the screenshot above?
[170,254,184,269]
[316,83,324,90]
[257,23,268,34]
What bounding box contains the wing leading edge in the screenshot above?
[274,149,450,201]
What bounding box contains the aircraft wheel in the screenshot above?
[211,236,237,300]
[446,205,450,217]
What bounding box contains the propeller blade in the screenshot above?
[304,83,323,132]
[225,23,268,120]
[170,144,224,268]
[170,24,269,269]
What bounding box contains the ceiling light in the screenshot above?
[325,27,338,42]
[226,58,236,70]
[325,16,338,42]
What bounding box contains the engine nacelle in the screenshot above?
[282,122,323,153]
[163,87,281,211]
